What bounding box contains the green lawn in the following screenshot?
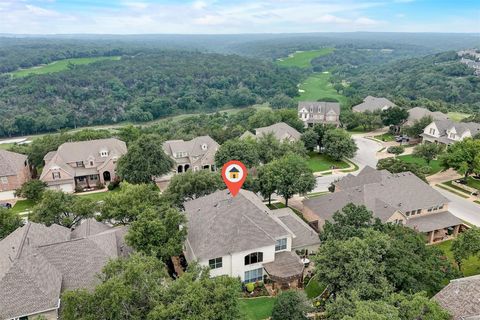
[307,152,350,172]
[10,199,35,214]
[305,275,326,299]
[397,154,443,175]
[374,133,395,142]
[277,48,334,68]
[435,240,480,277]
[467,177,480,191]
[238,297,276,320]
[447,112,470,122]
[437,184,470,198]
[0,143,14,150]
[267,202,287,210]
[295,73,347,106]
[11,56,121,77]
[77,188,120,202]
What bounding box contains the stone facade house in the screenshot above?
[302,166,465,244]
[0,150,31,201]
[421,119,480,146]
[241,122,302,142]
[40,138,127,193]
[433,275,480,319]
[352,96,395,113]
[0,220,131,320]
[184,189,320,289]
[298,102,341,127]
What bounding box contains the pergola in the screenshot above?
[263,251,304,290]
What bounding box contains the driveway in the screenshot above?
[435,187,480,227]
[313,136,381,192]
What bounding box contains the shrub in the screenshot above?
[15,180,47,201]
[245,283,255,293]
[387,145,405,156]
[107,179,120,191]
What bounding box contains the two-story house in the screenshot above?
[241,122,301,142]
[184,189,320,288]
[302,166,466,244]
[421,120,480,146]
[297,102,341,128]
[40,138,127,193]
[0,150,31,201]
[352,96,395,113]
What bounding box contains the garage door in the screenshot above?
[51,184,74,193]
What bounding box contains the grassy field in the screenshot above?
[10,199,35,214]
[374,133,395,142]
[0,143,15,150]
[435,240,480,277]
[277,48,334,68]
[305,275,326,299]
[397,154,443,175]
[296,73,347,105]
[238,297,276,320]
[307,152,350,172]
[447,112,470,122]
[77,188,120,202]
[11,56,121,78]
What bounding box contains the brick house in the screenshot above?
[0,150,31,201]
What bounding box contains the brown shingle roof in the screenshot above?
[434,275,480,320]
[0,150,27,177]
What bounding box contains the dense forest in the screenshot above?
[0,51,302,137]
[319,50,480,113]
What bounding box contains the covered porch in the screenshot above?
[406,211,467,244]
[263,251,304,293]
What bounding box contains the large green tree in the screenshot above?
[0,207,23,240]
[255,162,278,205]
[323,128,358,161]
[126,206,187,262]
[117,134,174,184]
[381,107,409,129]
[271,291,310,320]
[100,182,161,224]
[377,157,428,181]
[15,180,47,201]
[61,254,241,320]
[29,190,96,228]
[164,170,224,208]
[413,143,444,165]
[301,129,319,151]
[441,138,480,182]
[257,132,282,163]
[452,227,480,271]
[269,154,316,206]
[214,138,260,168]
[404,116,433,138]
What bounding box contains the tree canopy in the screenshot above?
[0,207,23,240]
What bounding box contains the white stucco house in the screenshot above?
[183,189,320,287]
[421,120,480,146]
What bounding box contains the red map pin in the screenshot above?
[221,160,248,197]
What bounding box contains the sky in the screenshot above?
[0,0,479,34]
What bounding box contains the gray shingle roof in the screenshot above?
[304,166,452,229]
[407,107,449,125]
[163,135,219,166]
[184,189,290,261]
[255,122,301,141]
[406,211,463,233]
[434,275,480,320]
[352,96,395,112]
[263,251,304,280]
[0,150,27,177]
[272,208,320,249]
[0,221,129,319]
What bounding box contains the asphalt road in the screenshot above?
[313,136,381,192]
[436,187,480,227]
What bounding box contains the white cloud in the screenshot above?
[192,1,207,10]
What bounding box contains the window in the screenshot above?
[52,172,61,179]
[89,160,94,166]
[417,209,421,214]
[244,252,263,265]
[429,128,436,135]
[78,177,85,182]
[244,268,263,283]
[76,161,84,167]
[405,211,410,216]
[0,176,7,184]
[428,207,433,212]
[208,257,222,269]
[90,175,98,180]
[439,205,444,210]
[275,238,287,251]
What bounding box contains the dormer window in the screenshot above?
[52,172,61,180]
[100,150,109,157]
[201,144,208,151]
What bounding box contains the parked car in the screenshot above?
[0,203,12,209]
[395,135,410,143]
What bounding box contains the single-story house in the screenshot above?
[433,275,480,320]
[421,120,480,146]
[40,138,127,193]
[0,219,131,320]
[297,101,341,128]
[184,189,320,289]
[405,107,449,126]
[302,166,466,244]
[352,96,395,113]
[241,122,301,142]
[0,150,31,201]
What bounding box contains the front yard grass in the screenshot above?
[307,152,349,172]
[374,133,395,142]
[10,199,35,214]
[76,188,120,202]
[267,202,286,210]
[397,154,443,175]
[434,240,480,277]
[305,275,326,299]
[238,297,276,320]
[467,177,480,191]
